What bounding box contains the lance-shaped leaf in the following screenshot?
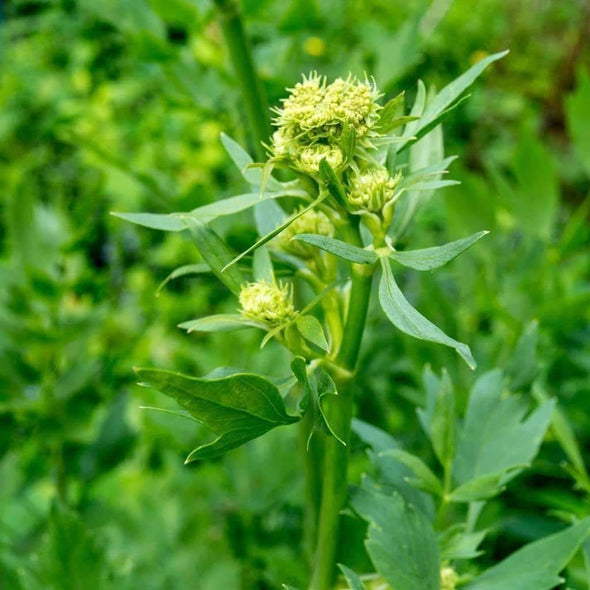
[390,231,489,271]
[222,193,327,272]
[397,50,509,153]
[220,133,284,190]
[178,314,267,333]
[338,565,368,590]
[111,190,305,231]
[319,159,347,208]
[378,258,476,368]
[135,367,299,461]
[292,234,378,264]
[156,263,211,296]
[463,518,590,590]
[453,369,555,491]
[350,481,440,590]
[186,219,244,296]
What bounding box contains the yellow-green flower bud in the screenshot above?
[347,167,401,213]
[276,207,335,258]
[239,281,295,324]
[440,564,459,590]
[297,144,344,174]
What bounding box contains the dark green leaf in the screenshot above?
[378,258,476,368]
[464,518,590,590]
[350,482,440,590]
[135,367,299,461]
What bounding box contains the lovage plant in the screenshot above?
[115,51,590,589]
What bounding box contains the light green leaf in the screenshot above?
[439,527,487,561]
[350,483,440,590]
[352,418,399,453]
[178,314,267,333]
[424,370,456,470]
[453,369,555,486]
[222,194,327,272]
[565,69,590,177]
[397,50,509,153]
[220,132,283,190]
[390,231,488,271]
[296,315,329,351]
[156,263,210,296]
[111,211,186,231]
[464,518,590,590]
[293,234,378,264]
[253,246,275,283]
[379,449,443,496]
[506,320,539,390]
[135,367,299,461]
[186,219,244,296]
[378,258,476,368]
[338,564,368,590]
[449,469,521,502]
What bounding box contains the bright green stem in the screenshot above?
[212,0,272,160]
[309,220,374,590]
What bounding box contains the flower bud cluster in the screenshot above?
[440,564,459,590]
[347,167,402,213]
[239,281,295,324]
[271,73,381,174]
[276,207,335,258]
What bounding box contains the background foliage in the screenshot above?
[1,0,589,588]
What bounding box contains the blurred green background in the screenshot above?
[1,0,589,588]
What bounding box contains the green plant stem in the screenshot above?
[309,220,374,590]
[212,0,272,160]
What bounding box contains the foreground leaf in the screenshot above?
[338,564,368,590]
[378,258,476,368]
[390,231,488,271]
[464,518,590,590]
[178,314,267,333]
[135,368,299,461]
[293,234,378,264]
[350,482,440,590]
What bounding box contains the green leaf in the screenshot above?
[135,367,299,461]
[419,370,456,470]
[220,133,283,190]
[463,518,590,590]
[222,194,327,272]
[252,246,275,283]
[296,315,329,351]
[293,234,378,264]
[565,69,590,177]
[378,258,476,368]
[506,320,539,390]
[156,263,210,296]
[350,483,440,590]
[453,369,555,486]
[186,219,244,296]
[396,50,509,153]
[338,564,368,590]
[352,418,399,453]
[178,314,267,333]
[379,449,443,496]
[391,231,488,271]
[291,359,343,445]
[318,159,347,208]
[439,527,486,561]
[111,211,186,231]
[449,469,522,502]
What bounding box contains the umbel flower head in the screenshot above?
[276,207,335,258]
[347,167,402,213]
[239,281,295,324]
[270,73,382,174]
